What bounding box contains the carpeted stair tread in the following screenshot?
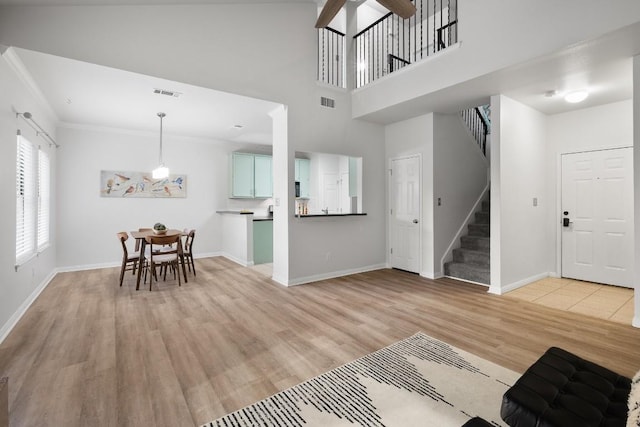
[447,194,490,284]
[452,248,489,267]
[475,211,489,224]
[444,261,490,285]
[468,223,490,237]
[460,235,490,252]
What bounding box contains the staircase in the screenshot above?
[444,198,490,285]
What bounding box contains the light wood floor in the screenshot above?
[1,257,639,427]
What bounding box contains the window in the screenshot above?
[38,150,50,250]
[16,134,50,267]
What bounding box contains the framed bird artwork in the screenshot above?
[100,170,187,198]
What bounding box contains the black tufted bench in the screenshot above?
[500,347,631,427]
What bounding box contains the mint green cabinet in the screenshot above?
[254,154,273,198]
[230,153,272,198]
[295,158,310,198]
[231,153,255,198]
[253,220,273,264]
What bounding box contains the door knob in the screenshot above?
[413,219,419,224]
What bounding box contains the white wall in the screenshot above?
[55,125,270,269]
[634,56,640,327]
[0,3,388,286]
[353,0,640,119]
[546,99,634,276]
[385,112,488,278]
[0,52,58,341]
[433,113,488,277]
[490,95,549,294]
[385,113,435,276]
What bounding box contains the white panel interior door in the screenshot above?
[339,172,350,213]
[322,173,338,213]
[561,147,633,288]
[390,156,421,273]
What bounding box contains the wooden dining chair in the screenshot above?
[134,228,152,251]
[182,229,196,276]
[118,232,140,286]
[144,234,185,290]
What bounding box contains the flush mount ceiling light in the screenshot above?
[152,112,169,179]
[564,90,589,103]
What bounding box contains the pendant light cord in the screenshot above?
[158,112,166,165]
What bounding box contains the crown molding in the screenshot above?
[2,47,59,122]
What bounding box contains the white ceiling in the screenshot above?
[356,20,640,124]
[0,0,315,5]
[12,47,280,144]
[5,2,639,138]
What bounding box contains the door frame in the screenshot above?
[555,145,633,280]
[387,153,422,273]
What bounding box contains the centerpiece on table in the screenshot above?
[153,222,167,235]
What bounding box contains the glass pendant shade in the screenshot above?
[152,165,169,179]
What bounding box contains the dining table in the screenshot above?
[130,229,187,290]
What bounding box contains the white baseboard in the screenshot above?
[57,261,119,273]
[633,315,640,328]
[285,263,387,287]
[221,253,253,267]
[194,251,223,259]
[489,272,551,295]
[271,274,288,287]
[0,269,57,345]
[420,271,444,280]
[57,252,224,273]
[445,275,489,287]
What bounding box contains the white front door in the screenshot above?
[390,155,421,273]
[561,147,634,288]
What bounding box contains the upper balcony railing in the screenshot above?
[354,0,457,88]
[318,27,346,88]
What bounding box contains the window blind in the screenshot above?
[37,150,50,250]
[16,135,37,265]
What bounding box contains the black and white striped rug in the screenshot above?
[202,332,519,427]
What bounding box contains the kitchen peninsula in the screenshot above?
[216,210,273,267]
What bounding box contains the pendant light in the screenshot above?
[152,112,169,179]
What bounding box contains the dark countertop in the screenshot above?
[253,216,273,221]
[296,213,367,218]
[216,210,253,215]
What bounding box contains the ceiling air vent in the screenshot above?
[320,96,335,108]
[153,88,182,98]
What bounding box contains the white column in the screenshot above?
[270,104,290,286]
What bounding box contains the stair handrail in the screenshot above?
[461,106,489,156]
